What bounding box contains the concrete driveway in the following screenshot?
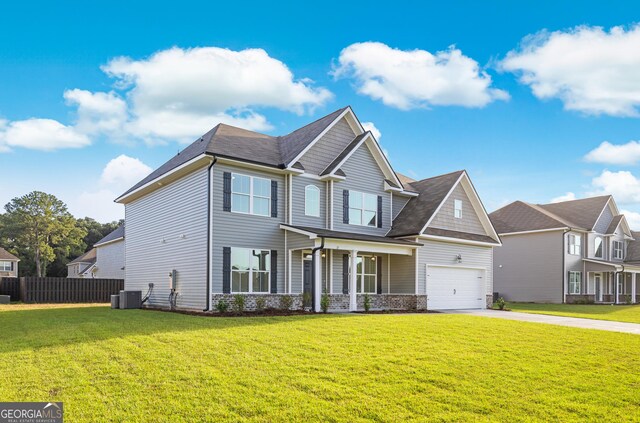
[446,309,640,335]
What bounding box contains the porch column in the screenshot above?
[349,250,358,311]
[313,249,322,312]
[633,273,637,304]
[615,273,620,304]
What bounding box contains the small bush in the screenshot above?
[496,297,506,310]
[215,300,229,314]
[233,294,245,314]
[573,298,595,305]
[255,297,266,312]
[320,292,330,313]
[363,294,371,312]
[279,295,293,311]
[302,292,312,309]
[624,295,633,305]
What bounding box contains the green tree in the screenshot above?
[0,191,86,276]
[77,217,123,253]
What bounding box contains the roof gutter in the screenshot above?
[203,156,217,312]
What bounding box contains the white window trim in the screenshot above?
[349,255,378,294]
[568,234,581,256]
[613,241,624,260]
[304,185,320,217]
[568,271,582,295]
[454,199,462,219]
[348,191,378,227]
[231,173,271,217]
[0,261,11,271]
[594,236,603,259]
[230,248,271,294]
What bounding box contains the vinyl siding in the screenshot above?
[593,203,614,234]
[430,183,485,235]
[211,163,286,294]
[298,117,357,175]
[291,176,326,228]
[95,240,124,279]
[333,143,391,236]
[125,166,209,310]
[389,253,415,294]
[417,239,493,296]
[493,231,563,303]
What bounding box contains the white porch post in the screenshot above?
[313,249,322,312]
[615,273,620,304]
[350,250,358,311]
[633,273,637,304]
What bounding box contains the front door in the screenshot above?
[595,274,603,302]
[303,260,312,307]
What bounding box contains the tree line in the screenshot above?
[0,191,123,277]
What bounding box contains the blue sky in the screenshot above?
[2,1,640,225]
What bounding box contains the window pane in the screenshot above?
[232,193,250,213]
[305,185,320,216]
[232,174,250,194]
[253,178,271,198]
[356,275,362,293]
[595,238,603,257]
[364,275,376,293]
[363,257,375,274]
[231,248,249,271]
[364,210,377,227]
[250,250,270,272]
[252,271,270,293]
[364,194,377,211]
[349,191,362,208]
[349,208,362,225]
[356,257,363,274]
[232,271,249,293]
[253,197,270,216]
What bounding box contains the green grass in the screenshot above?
[1,304,640,422]
[508,302,640,324]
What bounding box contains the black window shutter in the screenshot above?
[342,254,349,294]
[271,180,278,218]
[223,172,231,212]
[377,256,383,294]
[343,190,349,224]
[222,247,231,293]
[270,250,278,293]
[377,195,383,228]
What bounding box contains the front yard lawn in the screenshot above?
[1,304,639,422]
[508,302,640,324]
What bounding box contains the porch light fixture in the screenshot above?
[456,254,462,264]
[371,257,376,261]
[321,252,326,258]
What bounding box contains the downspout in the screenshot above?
[203,156,217,311]
[562,227,572,304]
[310,237,325,312]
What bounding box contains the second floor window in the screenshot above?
[231,173,271,216]
[568,234,581,255]
[454,199,462,219]
[594,237,603,258]
[0,261,11,271]
[349,191,377,227]
[613,241,624,259]
[305,185,320,217]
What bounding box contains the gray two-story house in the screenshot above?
[490,195,640,304]
[116,107,501,312]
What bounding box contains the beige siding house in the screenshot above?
[0,247,19,277]
[116,107,501,312]
[491,196,640,304]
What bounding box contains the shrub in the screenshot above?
[255,297,266,312]
[363,294,371,312]
[320,292,330,313]
[302,292,312,309]
[279,295,293,311]
[215,300,229,314]
[496,297,506,310]
[624,295,633,305]
[233,294,245,314]
[573,298,595,305]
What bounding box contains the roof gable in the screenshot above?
[490,201,568,234]
[537,195,611,231]
[0,247,19,261]
[94,225,125,247]
[298,116,359,175]
[429,182,487,235]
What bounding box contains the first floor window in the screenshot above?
[350,256,377,293]
[568,271,582,294]
[0,261,11,271]
[454,199,462,219]
[349,191,377,227]
[568,234,581,255]
[230,248,270,293]
[613,241,624,260]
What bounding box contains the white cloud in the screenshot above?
[333,42,508,110]
[621,209,640,230]
[0,118,90,151]
[361,121,381,140]
[63,89,128,136]
[68,154,152,223]
[588,170,640,204]
[501,25,640,116]
[550,192,576,203]
[584,141,640,165]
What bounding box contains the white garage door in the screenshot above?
[426,266,485,310]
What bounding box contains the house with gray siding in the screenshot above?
[490,196,640,304]
[116,107,501,312]
[67,226,125,279]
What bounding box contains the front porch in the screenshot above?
[282,224,425,312]
[568,260,640,304]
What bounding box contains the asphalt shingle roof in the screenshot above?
[281,224,422,246]
[606,215,624,234]
[95,225,124,246]
[320,132,369,176]
[537,196,611,231]
[0,247,18,261]
[68,248,97,265]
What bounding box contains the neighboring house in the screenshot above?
[67,226,125,279]
[490,196,640,304]
[116,107,501,312]
[0,247,19,277]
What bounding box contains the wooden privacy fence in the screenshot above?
[0,277,124,303]
[0,277,20,300]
